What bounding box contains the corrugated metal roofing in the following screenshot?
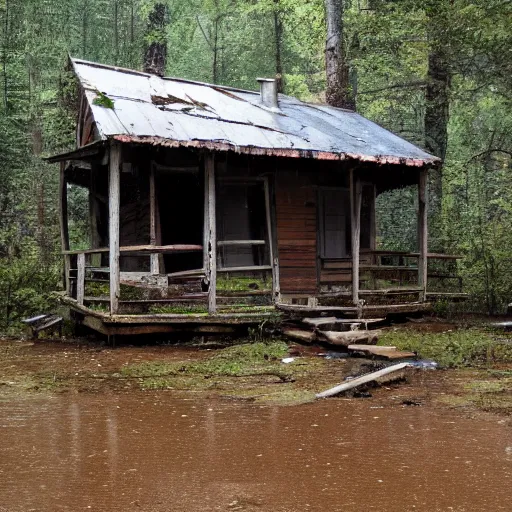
[71,58,439,167]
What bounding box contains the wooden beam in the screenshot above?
[350,169,362,305]
[264,177,280,303]
[418,169,428,301]
[76,253,85,305]
[109,142,121,314]
[316,362,410,399]
[59,161,71,294]
[204,153,217,314]
[217,240,266,247]
[149,165,160,274]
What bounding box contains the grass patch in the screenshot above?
[148,304,208,314]
[120,340,291,389]
[216,276,270,292]
[379,327,512,368]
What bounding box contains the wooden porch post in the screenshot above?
[350,169,362,306]
[59,161,70,294]
[418,169,428,302]
[149,165,160,274]
[204,153,217,314]
[109,142,121,314]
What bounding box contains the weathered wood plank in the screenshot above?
[76,253,86,305]
[217,240,266,246]
[350,170,362,305]
[109,142,121,314]
[149,165,160,274]
[204,153,217,314]
[316,362,411,398]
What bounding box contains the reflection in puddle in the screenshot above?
[0,395,510,511]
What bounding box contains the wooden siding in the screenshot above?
[275,171,317,293]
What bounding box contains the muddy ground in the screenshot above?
[1,319,511,418]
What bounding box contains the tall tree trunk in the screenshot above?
[143,3,168,76]
[324,0,355,109]
[273,1,283,93]
[2,0,9,111]
[425,50,450,210]
[424,3,451,249]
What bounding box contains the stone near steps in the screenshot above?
[320,330,381,347]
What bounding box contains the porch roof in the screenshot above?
[66,58,439,168]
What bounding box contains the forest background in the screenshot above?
[0,0,511,332]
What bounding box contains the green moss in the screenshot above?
[379,327,512,368]
[148,304,208,315]
[216,276,270,292]
[121,341,290,382]
[92,91,115,109]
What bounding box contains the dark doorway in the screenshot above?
[157,170,204,273]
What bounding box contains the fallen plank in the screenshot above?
[320,330,381,347]
[316,362,411,399]
[282,328,317,344]
[347,344,416,360]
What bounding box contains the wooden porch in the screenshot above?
[54,141,465,336]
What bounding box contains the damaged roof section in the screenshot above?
[71,58,440,167]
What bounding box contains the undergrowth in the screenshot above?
[120,341,291,389]
[379,327,512,368]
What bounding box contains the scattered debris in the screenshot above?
[281,357,295,364]
[316,362,411,399]
[22,314,63,339]
[407,359,438,369]
[319,352,350,360]
[402,399,423,406]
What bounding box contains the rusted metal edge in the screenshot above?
[111,135,439,168]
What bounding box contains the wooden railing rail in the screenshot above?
[63,244,203,256]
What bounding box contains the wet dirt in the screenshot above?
[0,393,511,512]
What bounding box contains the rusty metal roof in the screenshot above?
[71,58,439,167]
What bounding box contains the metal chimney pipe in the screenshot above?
[257,78,279,110]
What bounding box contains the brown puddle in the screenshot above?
[0,394,511,512]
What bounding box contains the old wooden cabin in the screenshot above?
[48,58,463,336]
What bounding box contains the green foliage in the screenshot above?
[379,328,512,368]
[92,91,115,109]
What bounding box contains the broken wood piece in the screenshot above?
[282,328,317,344]
[347,344,416,360]
[320,330,381,347]
[316,362,411,399]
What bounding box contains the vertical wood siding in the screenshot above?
[275,171,317,293]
